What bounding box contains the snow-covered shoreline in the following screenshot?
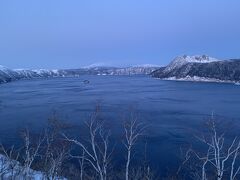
[156,76,240,85]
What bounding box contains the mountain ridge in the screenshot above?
[0,65,160,84]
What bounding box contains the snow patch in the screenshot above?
[0,154,66,179]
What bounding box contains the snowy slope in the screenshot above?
[0,154,66,180]
[164,55,221,73]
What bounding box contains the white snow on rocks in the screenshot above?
[0,154,66,180]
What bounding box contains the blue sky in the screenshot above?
[0,0,240,69]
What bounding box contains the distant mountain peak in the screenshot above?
[164,55,221,72]
[82,63,115,69]
[132,64,162,68]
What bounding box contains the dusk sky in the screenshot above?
[0,0,240,69]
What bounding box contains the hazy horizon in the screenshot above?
[0,0,240,69]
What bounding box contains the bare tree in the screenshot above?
[123,114,146,180]
[179,116,240,180]
[63,106,113,180]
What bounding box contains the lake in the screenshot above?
[0,75,240,174]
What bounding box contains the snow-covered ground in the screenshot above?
[0,154,44,179]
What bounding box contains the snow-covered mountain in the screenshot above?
[0,66,65,83]
[163,55,220,72]
[0,65,160,84]
[0,65,21,83]
[152,55,240,84]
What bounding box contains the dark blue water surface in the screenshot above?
[0,75,240,173]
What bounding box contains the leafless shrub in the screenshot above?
[20,128,45,178]
[0,144,20,179]
[128,166,155,180]
[41,115,71,179]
